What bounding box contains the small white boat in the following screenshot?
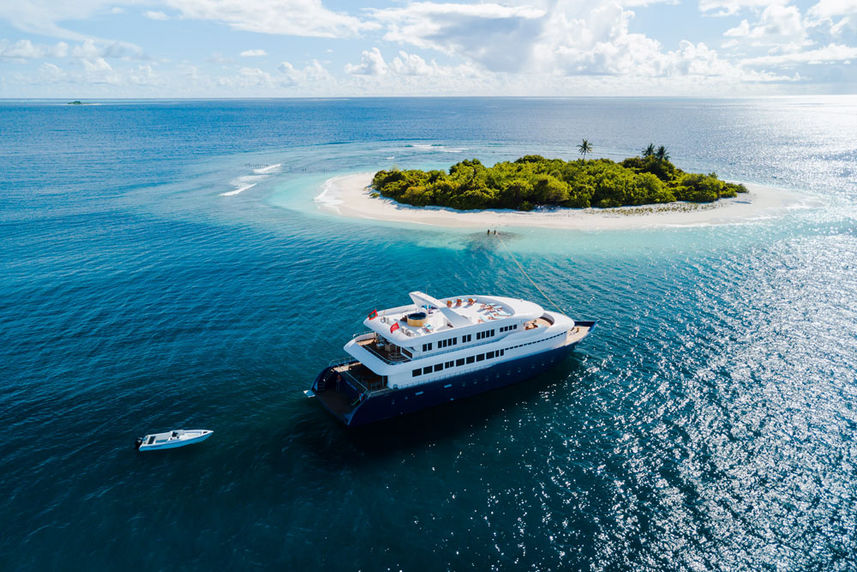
[135,429,213,451]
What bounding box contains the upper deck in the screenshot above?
[364,291,544,344]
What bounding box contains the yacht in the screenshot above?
[308,291,594,427]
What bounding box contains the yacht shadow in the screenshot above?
[293,354,591,466]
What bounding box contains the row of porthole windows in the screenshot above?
[499,324,518,333]
[476,329,495,341]
[412,349,506,377]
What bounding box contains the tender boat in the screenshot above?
[135,429,213,451]
[309,291,594,426]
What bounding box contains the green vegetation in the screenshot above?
[67,100,83,105]
[372,144,748,211]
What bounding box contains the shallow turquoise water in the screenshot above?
[1,98,856,570]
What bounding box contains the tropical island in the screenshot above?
[371,143,748,211]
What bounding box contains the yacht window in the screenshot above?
[456,358,465,366]
[487,351,495,359]
[434,364,443,372]
[412,369,421,377]
[423,366,433,375]
[476,354,485,362]
[466,356,475,364]
[445,361,454,368]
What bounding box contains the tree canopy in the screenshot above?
[371,151,747,211]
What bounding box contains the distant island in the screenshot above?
[67,101,83,105]
[372,145,748,211]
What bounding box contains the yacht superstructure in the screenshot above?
[308,291,594,426]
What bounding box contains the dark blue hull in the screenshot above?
[311,323,594,427]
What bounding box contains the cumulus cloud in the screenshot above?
[240,49,267,57]
[808,0,857,18]
[721,3,809,50]
[145,11,169,20]
[390,51,436,76]
[277,59,333,86]
[375,2,545,72]
[0,39,68,59]
[345,47,388,75]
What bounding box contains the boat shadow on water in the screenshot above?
[293,354,592,465]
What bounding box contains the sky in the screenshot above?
[0,0,855,97]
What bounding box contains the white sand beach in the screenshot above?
[314,172,814,230]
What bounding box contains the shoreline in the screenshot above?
[313,172,815,230]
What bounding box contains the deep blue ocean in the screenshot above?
[2,97,856,570]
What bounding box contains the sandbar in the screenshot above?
[313,172,814,230]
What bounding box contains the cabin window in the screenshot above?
[445,361,454,368]
[402,348,412,358]
[422,343,433,352]
[423,366,433,375]
[487,351,495,359]
[476,353,485,361]
[434,364,443,372]
[462,334,471,343]
[452,338,457,345]
[466,356,475,364]
[456,358,465,366]
[500,349,505,356]
[412,369,421,377]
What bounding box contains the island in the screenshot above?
[371,147,748,211]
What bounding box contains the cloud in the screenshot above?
[699,0,788,17]
[721,3,809,50]
[374,2,546,72]
[277,59,333,86]
[163,0,372,38]
[145,10,169,20]
[808,0,857,18]
[70,38,144,60]
[38,62,65,82]
[0,39,68,60]
[240,49,267,57]
[390,51,436,76]
[741,43,857,66]
[0,0,370,40]
[345,47,388,75]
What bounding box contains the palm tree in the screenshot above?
[655,145,670,161]
[642,143,655,158]
[577,139,593,160]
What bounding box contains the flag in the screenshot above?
[368,309,378,319]
[390,322,400,333]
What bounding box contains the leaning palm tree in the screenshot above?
[655,145,670,161]
[642,143,655,158]
[577,139,593,160]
